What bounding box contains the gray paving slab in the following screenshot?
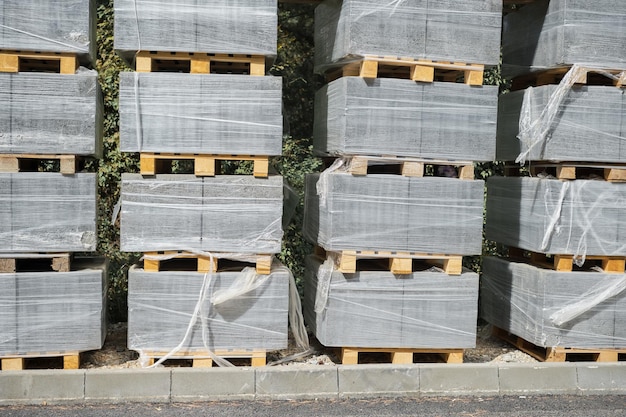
[255,366,339,400]
[0,370,84,405]
[577,363,626,395]
[338,364,420,398]
[419,364,499,396]
[85,369,171,403]
[499,363,579,395]
[171,368,255,401]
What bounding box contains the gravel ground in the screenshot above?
[80,320,537,369]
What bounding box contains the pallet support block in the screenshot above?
[195,156,215,177]
[360,60,378,78]
[411,64,435,82]
[1,358,24,370]
[389,258,412,275]
[401,162,424,177]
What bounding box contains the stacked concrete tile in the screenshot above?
[305,1,501,355]
[0,2,105,361]
[483,1,626,351]
[115,1,289,359]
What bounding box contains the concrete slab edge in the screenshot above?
[0,363,625,405]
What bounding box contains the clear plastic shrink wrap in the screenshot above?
[481,256,626,349]
[0,71,103,156]
[0,0,96,65]
[121,174,284,254]
[304,256,478,348]
[486,177,626,257]
[304,170,484,255]
[114,0,278,62]
[0,173,97,253]
[314,77,498,160]
[119,73,283,155]
[314,0,502,73]
[0,258,107,354]
[497,84,626,163]
[502,0,626,77]
[127,263,289,353]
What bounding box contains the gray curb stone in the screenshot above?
[577,363,626,395]
[85,369,171,403]
[499,363,579,395]
[0,370,85,405]
[255,366,339,400]
[338,364,420,398]
[171,368,255,401]
[420,364,500,396]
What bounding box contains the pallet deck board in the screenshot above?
[139,153,270,178]
[493,327,626,362]
[0,50,78,74]
[326,56,485,85]
[134,51,266,75]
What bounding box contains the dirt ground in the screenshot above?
[80,320,536,369]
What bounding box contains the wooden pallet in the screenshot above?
[511,66,626,91]
[0,50,78,74]
[318,248,464,275]
[340,347,464,365]
[141,350,266,367]
[139,153,270,178]
[135,51,266,75]
[508,248,626,274]
[325,56,484,85]
[0,253,72,273]
[0,154,85,174]
[346,156,475,179]
[505,162,626,182]
[493,327,626,363]
[0,352,80,370]
[143,251,274,275]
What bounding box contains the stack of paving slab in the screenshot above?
[303,0,501,357]
[483,0,626,351]
[115,1,290,361]
[0,0,106,364]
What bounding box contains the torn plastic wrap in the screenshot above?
[0,0,96,65]
[120,174,284,254]
[0,173,97,253]
[502,0,626,77]
[486,176,626,259]
[497,65,626,164]
[127,262,289,357]
[481,256,626,349]
[304,170,484,255]
[314,0,502,73]
[314,77,498,161]
[0,71,103,157]
[304,256,478,349]
[119,72,283,155]
[114,0,278,63]
[0,258,107,355]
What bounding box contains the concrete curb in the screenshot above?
[0,363,625,405]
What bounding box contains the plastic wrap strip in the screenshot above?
[0,259,106,355]
[314,0,502,72]
[0,71,103,156]
[306,169,484,255]
[120,174,284,254]
[114,0,277,59]
[516,65,625,164]
[304,256,479,349]
[0,173,97,252]
[481,256,626,348]
[486,176,626,258]
[119,72,283,155]
[314,77,497,161]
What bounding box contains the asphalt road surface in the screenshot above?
[1,396,625,417]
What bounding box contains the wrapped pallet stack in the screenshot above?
[303,0,501,364]
[482,0,626,362]
[0,0,106,371]
[115,0,290,367]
